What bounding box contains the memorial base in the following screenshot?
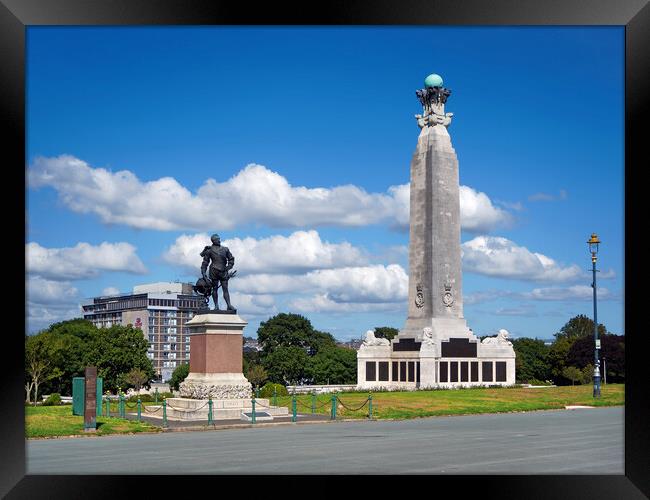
[160,397,289,421]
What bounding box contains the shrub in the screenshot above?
[259,382,288,398]
[43,393,62,406]
[169,363,190,391]
[128,393,154,403]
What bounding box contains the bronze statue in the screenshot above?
[195,233,237,312]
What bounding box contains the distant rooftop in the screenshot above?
[133,282,193,295]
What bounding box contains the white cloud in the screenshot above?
[528,189,568,202]
[520,285,613,301]
[461,236,584,282]
[163,230,367,275]
[29,155,512,233]
[27,241,147,280]
[102,287,121,296]
[459,186,514,232]
[25,277,82,332]
[229,292,278,316]
[288,294,405,314]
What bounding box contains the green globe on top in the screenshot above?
[424,73,443,88]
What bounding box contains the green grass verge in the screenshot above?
[274,383,624,420]
[25,405,162,439]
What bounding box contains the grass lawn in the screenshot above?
[274,383,624,420]
[25,405,162,439]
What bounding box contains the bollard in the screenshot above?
[292,394,297,422]
[137,397,142,421]
[331,395,337,420]
[208,397,213,425]
[273,387,277,407]
[311,391,316,415]
[368,393,373,419]
[162,399,167,428]
[251,398,257,424]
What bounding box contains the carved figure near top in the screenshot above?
[481,329,512,346]
[414,78,454,129]
[362,330,390,346]
[199,233,237,312]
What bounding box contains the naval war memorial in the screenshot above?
[357,74,516,390]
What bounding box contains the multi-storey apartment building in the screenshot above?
[81,282,204,382]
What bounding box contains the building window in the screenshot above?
[169,353,176,359]
[163,344,171,351]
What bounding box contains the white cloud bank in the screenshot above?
[29,155,512,233]
[163,230,367,275]
[461,236,585,283]
[27,241,147,280]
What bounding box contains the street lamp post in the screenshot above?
[588,233,601,398]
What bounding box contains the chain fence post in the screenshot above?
[368,393,373,419]
[273,387,277,407]
[162,399,167,428]
[251,398,256,424]
[255,386,260,399]
[120,394,125,418]
[208,397,213,425]
[292,393,297,422]
[155,388,159,404]
[311,391,316,414]
[137,397,141,421]
[105,395,110,418]
[331,394,337,420]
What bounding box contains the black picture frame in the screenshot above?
[4,0,647,497]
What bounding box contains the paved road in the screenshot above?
[27,407,624,474]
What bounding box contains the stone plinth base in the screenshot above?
[179,372,252,399]
[162,397,289,421]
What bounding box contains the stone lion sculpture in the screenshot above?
[362,330,390,346]
[422,327,435,345]
[481,329,512,346]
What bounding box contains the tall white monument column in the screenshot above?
[357,73,516,390]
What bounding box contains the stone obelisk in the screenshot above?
[401,73,475,343]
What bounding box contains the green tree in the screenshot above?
[25,333,64,404]
[580,364,594,385]
[257,313,314,356]
[83,325,154,392]
[307,330,337,355]
[263,346,310,385]
[122,367,149,391]
[548,336,574,385]
[374,327,399,341]
[169,363,190,391]
[512,338,551,383]
[562,366,583,386]
[306,346,357,384]
[566,333,625,383]
[246,364,268,388]
[554,314,606,341]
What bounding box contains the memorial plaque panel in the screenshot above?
[408,362,415,382]
[400,362,407,381]
[366,361,376,381]
[440,362,448,382]
[84,366,97,432]
[392,361,399,381]
[441,338,478,357]
[460,361,468,382]
[393,338,422,352]
[450,361,458,382]
[378,361,389,381]
[496,361,507,382]
[482,361,493,382]
[416,362,420,383]
[471,361,479,382]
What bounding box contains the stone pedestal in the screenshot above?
[179,313,253,399]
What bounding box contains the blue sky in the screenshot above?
[26,26,624,341]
